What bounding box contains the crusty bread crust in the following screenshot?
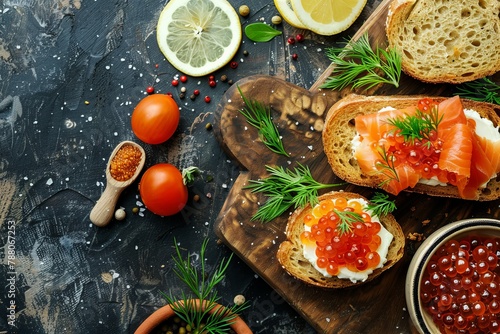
[277,191,405,288]
[386,0,500,83]
[322,94,500,201]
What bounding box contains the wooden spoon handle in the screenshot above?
[90,184,124,227]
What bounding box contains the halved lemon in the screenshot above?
[290,0,367,36]
[274,0,307,29]
[156,0,242,77]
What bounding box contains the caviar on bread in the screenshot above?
[322,94,500,201]
[277,191,405,288]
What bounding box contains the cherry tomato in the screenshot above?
[139,163,188,216]
[131,94,179,144]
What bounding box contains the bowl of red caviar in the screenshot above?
[406,218,500,334]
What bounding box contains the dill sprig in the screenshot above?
[386,106,443,146]
[245,164,345,222]
[375,147,399,186]
[237,86,289,157]
[335,210,364,235]
[455,77,500,105]
[161,238,249,333]
[366,192,397,218]
[321,33,402,91]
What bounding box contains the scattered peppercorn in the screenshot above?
[227,79,234,85]
[166,92,173,97]
[171,79,179,87]
[146,86,154,94]
[292,53,298,60]
[155,64,159,69]
[109,144,142,181]
[295,33,304,42]
[243,50,249,56]
[271,15,282,25]
[180,75,188,83]
[180,87,187,93]
[230,61,238,69]
[220,74,228,82]
[239,5,250,17]
[209,80,216,88]
[132,207,139,214]
[205,122,213,130]
[190,94,196,100]
[209,75,215,81]
[234,294,246,306]
[193,194,200,202]
[193,89,200,96]
[114,208,126,221]
[179,93,186,99]
[287,37,295,45]
[204,96,211,103]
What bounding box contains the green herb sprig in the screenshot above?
[245,164,345,222]
[366,192,397,218]
[387,106,443,146]
[244,23,282,42]
[237,86,289,157]
[335,210,364,235]
[162,239,249,333]
[375,147,399,187]
[455,77,500,105]
[321,33,402,91]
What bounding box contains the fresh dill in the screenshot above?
[161,239,249,333]
[245,164,345,223]
[335,210,364,235]
[455,77,500,105]
[237,86,290,157]
[366,192,397,218]
[321,33,402,91]
[375,147,399,186]
[386,106,443,146]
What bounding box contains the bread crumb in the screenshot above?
[421,219,431,226]
[407,232,425,242]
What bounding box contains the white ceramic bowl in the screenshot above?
[406,218,500,334]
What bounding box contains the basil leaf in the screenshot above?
[244,23,282,42]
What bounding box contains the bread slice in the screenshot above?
[277,191,405,288]
[322,94,500,201]
[386,0,500,83]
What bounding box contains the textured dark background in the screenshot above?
[0,0,398,333]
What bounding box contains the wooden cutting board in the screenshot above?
[213,0,500,332]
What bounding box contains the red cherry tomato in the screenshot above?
[131,94,180,144]
[139,163,188,216]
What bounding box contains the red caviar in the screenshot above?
[300,198,383,275]
[421,236,500,333]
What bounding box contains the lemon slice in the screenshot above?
[156,0,242,77]
[290,0,367,36]
[274,0,307,29]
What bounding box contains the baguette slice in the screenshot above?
[322,94,500,201]
[386,0,500,83]
[277,191,405,288]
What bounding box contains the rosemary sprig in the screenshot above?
[162,239,249,333]
[386,106,443,146]
[366,192,397,218]
[245,164,345,222]
[455,77,500,105]
[321,33,402,91]
[237,86,290,157]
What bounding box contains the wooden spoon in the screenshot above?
[90,141,146,227]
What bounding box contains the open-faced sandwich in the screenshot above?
[277,191,405,288]
[322,95,500,200]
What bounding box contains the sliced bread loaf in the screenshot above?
[386,0,500,83]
